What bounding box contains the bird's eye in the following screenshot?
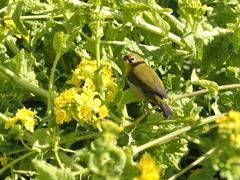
[129,56,136,62]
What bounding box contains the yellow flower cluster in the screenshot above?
[185,0,208,18]
[5,107,37,133]
[133,153,161,180]
[216,111,240,123]
[216,111,240,144]
[54,59,117,124]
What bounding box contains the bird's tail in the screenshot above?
[158,103,174,119]
[146,92,174,119]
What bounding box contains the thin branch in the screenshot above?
[168,148,215,180]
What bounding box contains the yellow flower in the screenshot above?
[106,91,116,102]
[54,59,116,124]
[5,108,37,133]
[77,59,97,72]
[102,66,112,76]
[215,116,228,123]
[101,61,111,66]
[98,105,108,119]
[92,98,101,112]
[67,73,82,87]
[216,111,240,124]
[228,111,240,121]
[4,15,15,29]
[231,134,240,144]
[82,78,96,92]
[133,153,161,180]
[16,107,35,120]
[4,117,18,130]
[61,87,79,103]
[55,109,66,124]
[75,92,94,105]
[77,105,93,122]
[55,109,72,124]
[54,87,80,108]
[235,134,240,144]
[24,116,37,133]
[101,66,118,92]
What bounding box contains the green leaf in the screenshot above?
[209,2,238,25]
[0,137,26,155]
[188,158,216,180]
[31,128,54,152]
[172,97,202,120]
[32,160,75,180]
[122,3,150,24]
[12,0,28,36]
[0,43,10,60]
[53,32,72,55]
[116,88,141,114]
[6,49,38,85]
[201,36,229,70]
[151,138,189,171]
[211,101,221,115]
[101,54,122,75]
[138,0,155,9]
[120,40,144,57]
[182,31,196,53]
[31,21,57,46]
[152,11,170,35]
[226,66,240,83]
[147,111,164,121]
[191,69,218,96]
[65,13,85,34]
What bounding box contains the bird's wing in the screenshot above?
[127,65,168,99]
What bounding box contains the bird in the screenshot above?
[119,53,174,119]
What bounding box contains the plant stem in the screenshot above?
[134,16,185,47]
[55,150,64,169]
[58,151,84,171]
[0,65,53,99]
[73,168,90,177]
[0,112,8,123]
[202,28,230,37]
[58,133,96,145]
[133,113,226,155]
[156,4,184,29]
[154,126,209,148]
[0,150,37,175]
[168,147,215,180]
[103,102,123,124]
[6,36,20,55]
[46,50,62,116]
[0,0,18,13]
[174,84,240,101]
[133,84,240,125]
[71,1,185,47]
[0,15,63,21]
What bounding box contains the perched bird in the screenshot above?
[119,53,174,119]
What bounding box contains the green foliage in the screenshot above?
[12,0,28,36]
[0,0,240,180]
[33,160,75,180]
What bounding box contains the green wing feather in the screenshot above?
[127,62,168,99]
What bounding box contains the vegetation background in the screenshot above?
[0,0,240,179]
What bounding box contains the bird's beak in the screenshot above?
[119,57,126,60]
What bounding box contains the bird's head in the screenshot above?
[119,53,144,65]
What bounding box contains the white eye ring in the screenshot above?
[129,56,136,62]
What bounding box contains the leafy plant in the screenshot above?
[0,0,240,179]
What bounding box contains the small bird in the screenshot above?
[119,53,174,119]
